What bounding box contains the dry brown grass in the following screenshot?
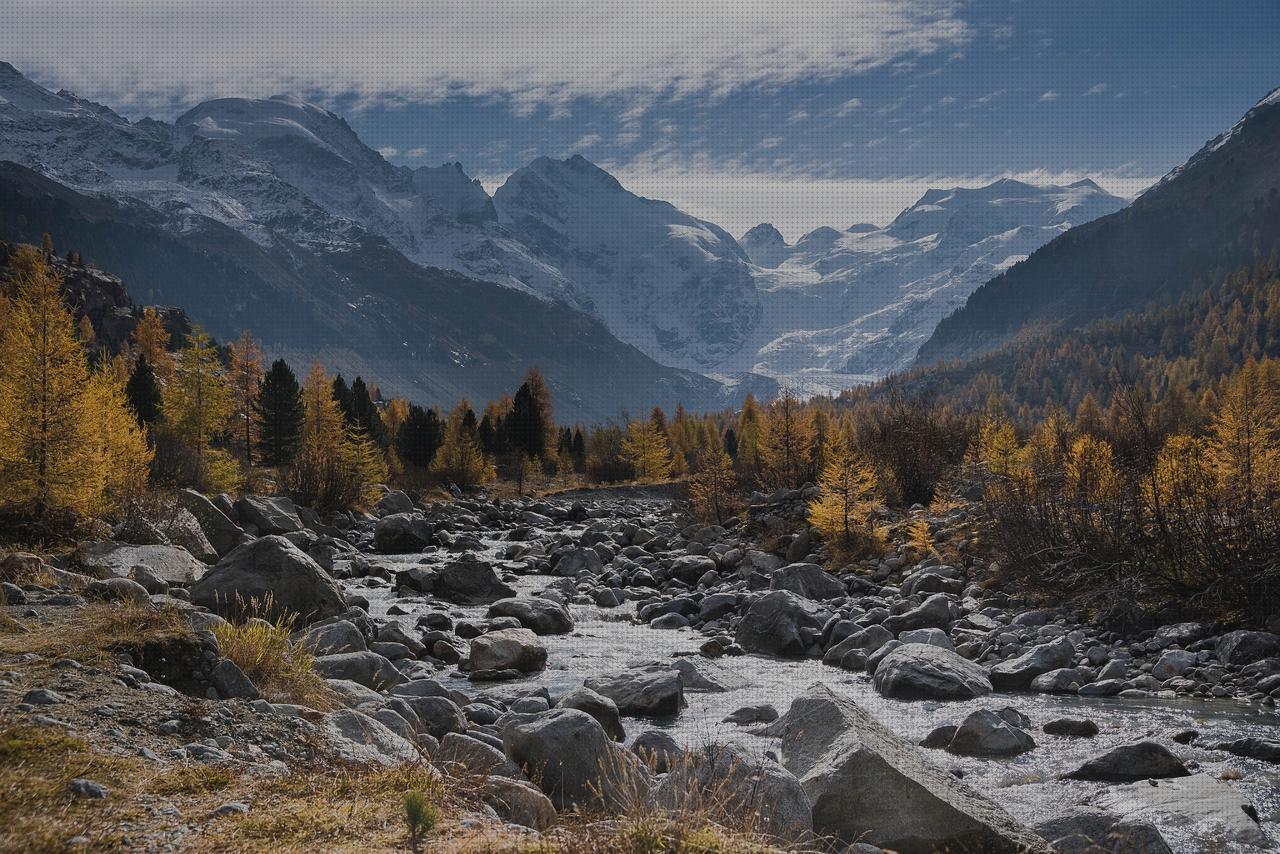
[211,599,335,710]
[0,599,195,665]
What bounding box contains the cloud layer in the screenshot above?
[3,0,970,115]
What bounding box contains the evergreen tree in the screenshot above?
[255,359,305,467]
[332,375,354,422]
[723,426,739,460]
[808,433,879,558]
[286,362,385,509]
[621,419,672,481]
[507,368,554,460]
[571,427,586,472]
[125,353,163,426]
[431,400,494,487]
[397,404,443,469]
[162,327,234,476]
[347,376,387,448]
[228,330,264,465]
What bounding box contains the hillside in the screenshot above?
[917,87,1280,367]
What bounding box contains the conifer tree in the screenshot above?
[808,433,879,558]
[431,400,494,487]
[759,388,816,489]
[228,330,264,465]
[255,358,304,467]
[287,362,385,509]
[397,405,444,469]
[82,367,153,515]
[621,418,672,481]
[688,450,739,524]
[1206,358,1280,511]
[507,368,554,461]
[125,353,163,427]
[162,327,234,477]
[132,307,175,383]
[347,376,387,448]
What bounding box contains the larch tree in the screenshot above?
[688,450,739,524]
[255,358,305,467]
[431,400,494,487]
[621,418,672,481]
[759,388,816,490]
[808,432,880,558]
[132,307,174,383]
[227,330,264,465]
[81,367,153,516]
[162,327,235,485]
[1206,358,1280,512]
[287,362,385,509]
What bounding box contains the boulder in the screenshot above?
[585,668,684,718]
[469,628,547,673]
[488,597,574,635]
[209,658,259,700]
[299,620,368,655]
[1152,649,1197,680]
[1033,808,1173,854]
[375,490,415,517]
[402,696,467,740]
[944,709,1035,757]
[434,559,517,605]
[989,638,1075,689]
[1211,737,1280,763]
[556,687,625,741]
[553,547,604,577]
[667,555,717,585]
[651,743,812,844]
[1096,775,1268,848]
[160,508,220,564]
[234,495,304,534]
[178,490,248,558]
[631,729,682,773]
[734,590,827,657]
[189,536,346,624]
[1043,718,1099,738]
[502,709,649,811]
[873,643,993,701]
[373,514,434,553]
[84,577,150,604]
[480,776,557,831]
[1064,742,1189,783]
[823,624,893,670]
[1215,630,1280,665]
[73,541,206,585]
[769,563,845,601]
[321,709,421,766]
[313,651,403,691]
[434,732,522,778]
[883,593,954,635]
[779,684,1050,853]
[668,657,750,692]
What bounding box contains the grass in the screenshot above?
[210,595,336,710]
[0,599,195,666]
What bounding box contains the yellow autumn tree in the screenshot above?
[808,432,880,558]
[0,246,149,518]
[1205,358,1280,512]
[1063,434,1122,504]
[759,388,816,490]
[622,418,672,481]
[688,450,740,524]
[977,417,1021,480]
[162,327,236,489]
[132,306,175,383]
[227,330,264,465]
[431,401,494,488]
[286,362,387,509]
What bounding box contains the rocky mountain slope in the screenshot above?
[918,87,1280,367]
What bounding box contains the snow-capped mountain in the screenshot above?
[493,155,761,370]
[723,178,1125,391]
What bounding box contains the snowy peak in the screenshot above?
[411,162,496,225]
[740,223,789,267]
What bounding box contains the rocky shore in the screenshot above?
[2,485,1278,851]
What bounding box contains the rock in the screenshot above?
[73,541,206,585]
[128,565,169,594]
[488,598,574,635]
[376,490,415,516]
[373,514,434,553]
[556,687,625,741]
[1210,737,1280,763]
[898,627,954,650]
[585,668,684,717]
[1215,630,1280,665]
[779,684,1050,852]
[669,657,750,692]
[553,547,604,577]
[769,563,845,601]
[434,732,522,778]
[22,688,67,705]
[469,628,547,673]
[883,593,954,635]
[734,590,827,657]
[480,776,557,830]
[1064,742,1190,783]
[313,651,403,690]
[651,743,812,844]
[1030,667,1090,693]
[69,778,108,798]
[434,559,517,605]
[1096,775,1268,848]
[502,709,648,811]
[945,709,1035,757]
[84,577,150,604]
[189,536,346,625]
[402,696,467,740]
[1152,649,1197,680]
[989,638,1074,689]
[631,729,682,773]
[873,643,993,701]
[299,620,368,655]
[209,659,259,700]
[1043,718,1099,738]
[722,704,778,725]
[159,508,220,564]
[1033,808,1173,854]
[234,495,303,534]
[667,555,717,585]
[321,709,421,766]
[177,489,247,557]
[823,624,894,670]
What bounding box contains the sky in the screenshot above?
[3,1,1277,239]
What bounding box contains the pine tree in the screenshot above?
[621,419,672,481]
[508,368,555,461]
[347,376,387,448]
[723,427,738,460]
[132,307,174,383]
[808,433,879,558]
[688,451,739,524]
[228,330,264,465]
[431,400,494,487]
[255,358,304,467]
[571,428,586,472]
[759,388,816,490]
[396,404,443,469]
[125,353,163,426]
[286,362,385,509]
[162,327,234,477]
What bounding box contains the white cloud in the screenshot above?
[1039,90,1058,102]
[834,97,862,116]
[406,147,430,159]
[1086,82,1107,95]
[567,133,602,152]
[785,109,810,124]
[377,146,400,158]
[759,137,784,149]
[2,0,972,116]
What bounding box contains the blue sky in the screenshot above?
[4,1,1277,237]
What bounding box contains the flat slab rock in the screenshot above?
[778,683,1051,854]
[73,541,207,585]
[1095,775,1270,848]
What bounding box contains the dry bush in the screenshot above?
[211,594,335,709]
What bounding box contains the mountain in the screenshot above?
[720,178,1124,392]
[493,155,761,370]
[918,87,1280,367]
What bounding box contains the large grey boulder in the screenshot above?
[1064,742,1189,783]
[1215,630,1280,665]
[823,624,893,670]
[873,643,993,701]
[488,597,574,635]
[944,709,1036,757]
[375,490,415,517]
[779,684,1051,853]
[234,495,304,534]
[73,541,207,585]
[735,590,828,657]
[553,547,604,577]
[160,508,220,564]
[321,709,421,766]
[556,687,625,741]
[298,619,367,655]
[502,709,650,811]
[434,732,522,778]
[650,743,812,844]
[1033,808,1173,854]
[480,776,557,831]
[770,562,845,601]
[469,628,547,673]
[585,667,684,718]
[189,536,346,624]
[373,513,434,553]
[178,489,249,558]
[883,593,955,635]
[989,638,1075,689]
[313,651,402,690]
[1095,774,1269,848]
[434,559,517,604]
